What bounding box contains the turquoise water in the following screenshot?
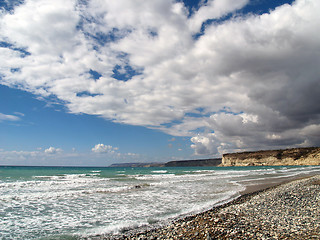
[1,165,319,239]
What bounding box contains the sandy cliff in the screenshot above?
[221,147,320,166]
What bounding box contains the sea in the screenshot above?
[1,165,320,239]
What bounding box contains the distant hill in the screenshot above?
[164,158,222,167]
[109,162,165,168]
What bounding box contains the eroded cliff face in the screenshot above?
[221,147,320,166]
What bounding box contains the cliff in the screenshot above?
[221,147,320,166]
[165,158,222,167]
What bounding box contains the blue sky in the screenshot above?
[0,0,319,166]
[0,84,190,165]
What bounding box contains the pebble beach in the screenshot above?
[94,175,320,240]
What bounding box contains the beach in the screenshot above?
[96,175,320,240]
[1,166,320,239]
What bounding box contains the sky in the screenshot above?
[0,0,319,166]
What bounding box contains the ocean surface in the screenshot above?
[1,165,320,239]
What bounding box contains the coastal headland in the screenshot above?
[221,147,320,166]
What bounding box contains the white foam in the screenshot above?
[193,170,216,173]
[151,170,168,173]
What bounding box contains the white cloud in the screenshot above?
[0,113,21,121]
[1,0,320,156]
[188,0,249,32]
[191,133,222,155]
[91,144,143,161]
[44,147,63,154]
[91,144,118,154]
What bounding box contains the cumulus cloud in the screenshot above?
[1,0,320,156]
[91,144,119,154]
[44,147,63,154]
[90,144,142,160]
[191,133,221,155]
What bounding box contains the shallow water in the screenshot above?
[0,165,319,239]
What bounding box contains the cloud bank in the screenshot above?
[1,0,320,156]
[0,146,141,166]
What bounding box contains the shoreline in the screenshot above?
[86,174,320,239]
